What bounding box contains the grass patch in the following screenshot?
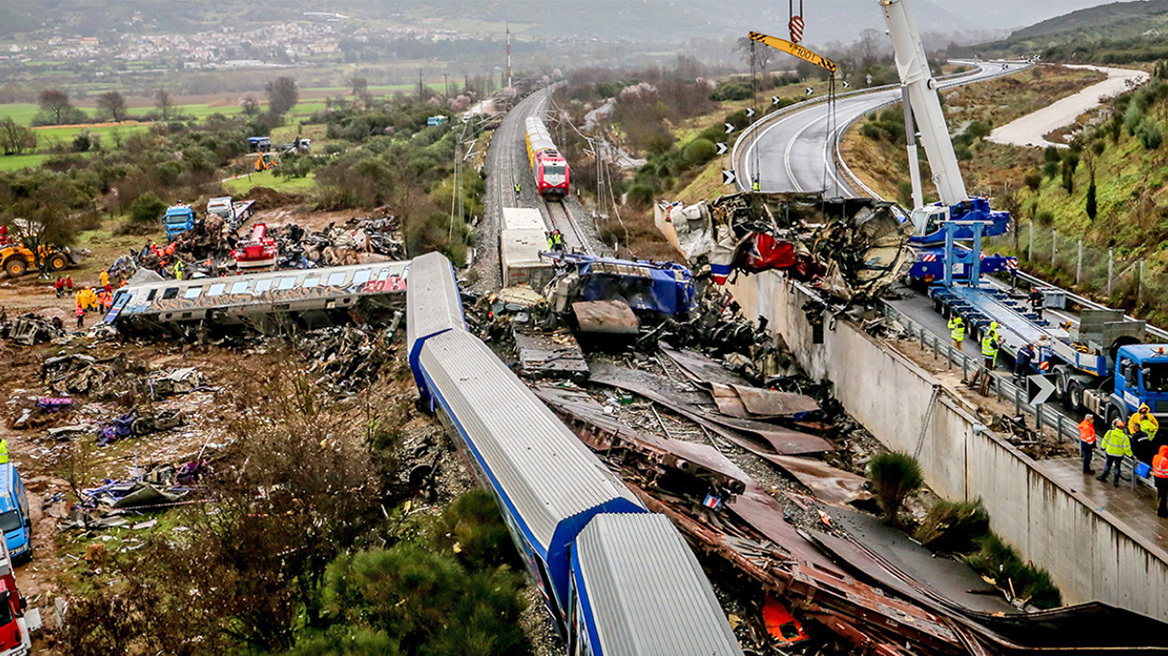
[913,499,991,553]
[224,170,316,195]
[0,153,53,171]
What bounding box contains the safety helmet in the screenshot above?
[990,322,999,331]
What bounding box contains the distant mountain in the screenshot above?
[0,0,977,45]
[963,0,1168,62]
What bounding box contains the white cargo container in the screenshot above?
[501,228,553,289]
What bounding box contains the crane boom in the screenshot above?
[748,32,837,73]
[878,0,967,205]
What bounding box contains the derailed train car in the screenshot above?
[407,252,742,656]
[106,261,410,335]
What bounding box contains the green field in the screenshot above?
[0,153,53,171]
[223,170,317,194]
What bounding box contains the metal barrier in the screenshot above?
[880,300,1151,490]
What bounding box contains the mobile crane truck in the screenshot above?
[879,0,1168,428]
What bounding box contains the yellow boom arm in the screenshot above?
[748,31,837,73]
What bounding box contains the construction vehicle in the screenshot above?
[881,0,1168,422]
[247,136,271,153]
[254,152,278,172]
[231,223,278,270]
[207,196,256,233]
[0,244,82,278]
[163,203,197,241]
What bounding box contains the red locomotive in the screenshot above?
[524,117,570,198]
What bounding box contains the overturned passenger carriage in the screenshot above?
[105,261,409,336]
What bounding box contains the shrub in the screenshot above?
[627,184,655,209]
[913,500,990,553]
[682,138,717,167]
[710,81,754,102]
[966,533,1062,608]
[1135,118,1163,150]
[966,120,992,140]
[866,451,923,522]
[128,191,167,225]
[1024,172,1042,192]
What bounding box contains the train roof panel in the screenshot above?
[418,329,642,551]
[574,513,743,656]
[501,229,550,269]
[502,208,548,231]
[406,253,465,355]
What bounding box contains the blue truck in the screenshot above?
[163,204,196,241]
[0,465,31,562]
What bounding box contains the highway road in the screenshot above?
[736,62,1025,197]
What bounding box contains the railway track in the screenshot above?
[545,199,591,255]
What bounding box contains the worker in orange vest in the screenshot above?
[1078,414,1097,475]
[1153,445,1168,518]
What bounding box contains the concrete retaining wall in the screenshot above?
[727,270,1168,621]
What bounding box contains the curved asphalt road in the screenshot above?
[737,61,1027,197]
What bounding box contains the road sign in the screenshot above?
[805,87,814,96]
[866,73,873,86]
[789,15,805,43]
[716,142,728,155]
[724,123,736,134]
[746,108,756,118]
[771,96,781,105]
[1029,374,1056,406]
[722,170,737,186]
[842,80,851,88]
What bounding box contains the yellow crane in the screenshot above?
[747,31,836,73]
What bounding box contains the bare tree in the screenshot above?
[858,28,883,65]
[0,118,35,155]
[735,37,773,73]
[38,88,73,124]
[96,91,128,122]
[239,95,261,116]
[154,88,174,121]
[265,76,298,115]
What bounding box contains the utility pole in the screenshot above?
[417,70,424,99]
[506,23,513,89]
[444,73,449,98]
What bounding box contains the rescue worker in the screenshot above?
[1028,286,1045,320]
[752,177,761,192]
[54,277,64,298]
[0,438,7,464]
[981,322,1002,370]
[547,231,555,250]
[73,288,85,312]
[1078,414,1097,475]
[948,315,965,350]
[1153,445,1168,517]
[1129,404,1159,464]
[1014,343,1035,384]
[551,229,564,251]
[1098,419,1133,487]
[65,275,73,292]
[174,260,185,281]
[514,182,521,197]
[99,269,109,288]
[75,304,84,329]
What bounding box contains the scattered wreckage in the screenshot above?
[1,313,65,346]
[657,192,913,302]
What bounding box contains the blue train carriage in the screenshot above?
[570,513,744,656]
[415,328,645,631]
[405,253,466,396]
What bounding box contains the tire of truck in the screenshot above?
[1068,381,1084,413]
[1107,404,1125,430]
[3,257,26,277]
[46,253,68,271]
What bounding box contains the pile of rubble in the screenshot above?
[659,192,913,302]
[60,461,207,531]
[293,322,402,391]
[1,313,66,346]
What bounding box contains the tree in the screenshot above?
[0,117,35,155]
[154,88,174,121]
[96,91,128,122]
[350,75,368,98]
[38,88,72,124]
[266,76,299,115]
[240,95,261,116]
